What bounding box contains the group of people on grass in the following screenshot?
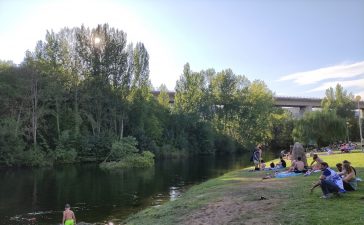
[339,142,357,153]
[252,144,287,171]
[253,142,359,199]
[310,159,358,198]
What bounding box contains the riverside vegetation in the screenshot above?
[125,151,364,225]
[0,23,362,168]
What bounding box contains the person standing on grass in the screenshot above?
[253,145,262,170]
[62,204,76,225]
[310,162,345,198]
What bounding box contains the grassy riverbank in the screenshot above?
[124,151,364,225]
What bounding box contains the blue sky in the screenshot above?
[1,0,363,98]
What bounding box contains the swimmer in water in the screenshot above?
[62,204,76,225]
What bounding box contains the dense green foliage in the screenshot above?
[292,110,346,147]
[100,137,155,169]
[0,24,291,167]
[322,84,361,141]
[292,83,361,146]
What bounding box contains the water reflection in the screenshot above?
[169,186,182,201]
[0,152,276,224]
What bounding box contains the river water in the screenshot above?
[0,151,276,225]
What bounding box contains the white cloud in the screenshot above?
[307,78,364,93]
[279,61,364,85]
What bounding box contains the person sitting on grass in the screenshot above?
[270,162,275,169]
[310,162,345,199]
[310,154,323,171]
[341,162,357,191]
[337,160,357,176]
[260,160,266,170]
[342,160,357,176]
[288,157,306,173]
[336,163,343,173]
[276,156,286,168]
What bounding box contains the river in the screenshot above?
[0,151,277,225]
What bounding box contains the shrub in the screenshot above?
[54,130,77,163]
[0,119,25,166]
[100,136,155,169]
[22,147,53,167]
[99,151,155,169]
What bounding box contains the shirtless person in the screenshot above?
[62,204,76,225]
[310,154,323,170]
[289,157,306,173]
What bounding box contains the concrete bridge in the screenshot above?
[152,91,364,118]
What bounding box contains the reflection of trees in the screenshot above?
[32,174,37,210]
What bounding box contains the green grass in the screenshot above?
[274,151,364,225]
[124,151,364,225]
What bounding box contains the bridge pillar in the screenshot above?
[299,106,312,117]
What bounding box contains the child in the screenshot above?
[62,204,76,225]
[270,162,275,169]
[260,160,266,170]
[276,156,286,168]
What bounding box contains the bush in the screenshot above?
[54,130,77,163]
[109,136,139,160]
[22,147,53,167]
[0,119,25,166]
[100,151,155,169]
[214,134,237,154]
[55,147,77,163]
[100,136,155,169]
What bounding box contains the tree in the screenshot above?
[322,84,355,119]
[234,80,274,147]
[157,84,171,108]
[292,110,346,147]
[175,63,205,114]
[269,108,294,150]
[322,84,359,141]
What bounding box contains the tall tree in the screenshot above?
[175,63,205,114]
[157,84,171,108]
[322,84,355,119]
[292,110,346,147]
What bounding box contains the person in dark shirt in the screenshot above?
[280,156,286,168]
[276,156,286,168]
[252,145,262,170]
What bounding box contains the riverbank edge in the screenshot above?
[123,151,364,225]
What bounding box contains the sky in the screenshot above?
[0,0,364,98]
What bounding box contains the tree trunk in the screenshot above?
[31,76,38,148]
[15,104,22,136]
[74,87,80,136]
[56,98,61,140]
[96,100,102,137]
[120,117,124,140]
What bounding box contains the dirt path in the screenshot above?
[183,178,288,225]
